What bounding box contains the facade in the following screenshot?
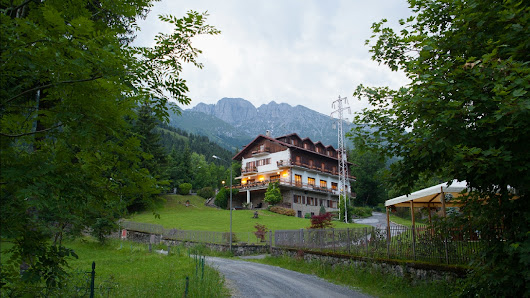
[232,133,355,217]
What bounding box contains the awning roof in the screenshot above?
[385,180,468,208]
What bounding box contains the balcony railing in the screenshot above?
[252,147,270,156]
[241,166,257,174]
[234,178,354,197]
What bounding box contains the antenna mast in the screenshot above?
[331,95,351,223]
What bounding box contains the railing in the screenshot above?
[120,220,270,245]
[274,226,483,265]
[235,179,355,198]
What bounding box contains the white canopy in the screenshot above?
[385,180,468,208]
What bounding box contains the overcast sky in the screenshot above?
[134,0,412,116]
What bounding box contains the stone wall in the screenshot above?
[124,230,269,256]
[271,247,467,282]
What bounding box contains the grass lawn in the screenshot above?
[1,238,229,297]
[389,215,427,227]
[128,194,370,233]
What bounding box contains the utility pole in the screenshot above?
[331,95,351,223]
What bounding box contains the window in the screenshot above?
[311,212,315,217]
[293,195,301,204]
[295,156,301,163]
[256,158,271,166]
[320,180,327,188]
[297,210,302,218]
[331,182,338,190]
[308,177,315,186]
[321,162,325,170]
[332,166,337,173]
[295,174,302,186]
[309,159,314,167]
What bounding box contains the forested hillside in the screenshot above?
[157,123,234,163]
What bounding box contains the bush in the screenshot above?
[309,213,334,229]
[197,187,214,199]
[304,213,311,219]
[178,183,192,195]
[269,206,295,216]
[351,207,372,218]
[264,181,282,205]
[215,188,228,209]
[254,223,268,242]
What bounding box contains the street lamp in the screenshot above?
[213,155,233,252]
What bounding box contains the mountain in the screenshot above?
[189,98,355,148]
[167,109,252,151]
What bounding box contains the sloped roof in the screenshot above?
[232,133,351,165]
[385,180,468,207]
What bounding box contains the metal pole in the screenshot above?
[230,165,233,252]
[90,261,95,298]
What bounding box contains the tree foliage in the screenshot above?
[349,142,387,206]
[350,0,529,295]
[264,181,282,205]
[0,0,218,292]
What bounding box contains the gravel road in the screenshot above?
[205,256,370,298]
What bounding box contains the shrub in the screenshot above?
[351,207,372,218]
[214,188,228,209]
[269,206,295,216]
[309,213,334,229]
[264,181,282,205]
[178,183,192,195]
[319,206,326,215]
[197,187,214,199]
[254,223,268,242]
[304,213,311,219]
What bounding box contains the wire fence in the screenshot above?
[119,220,271,245]
[274,226,483,265]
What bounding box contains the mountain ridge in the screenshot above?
[168,97,354,151]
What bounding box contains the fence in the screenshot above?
[120,220,271,245]
[274,226,482,265]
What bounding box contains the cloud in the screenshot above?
[134,0,412,115]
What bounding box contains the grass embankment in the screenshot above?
[129,195,369,232]
[0,238,229,297]
[250,256,454,298]
[389,215,427,227]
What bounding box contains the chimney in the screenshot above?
[266,130,270,137]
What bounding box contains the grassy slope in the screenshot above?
[389,215,427,227]
[128,195,369,232]
[250,256,453,298]
[0,238,229,297]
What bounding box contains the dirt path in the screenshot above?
[205,256,370,298]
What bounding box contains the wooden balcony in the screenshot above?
[252,147,270,156]
[241,166,258,174]
[277,160,291,168]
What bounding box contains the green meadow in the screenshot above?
[128,194,369,232]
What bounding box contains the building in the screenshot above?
[232,132,355,217]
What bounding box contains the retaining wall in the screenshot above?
[125,230,269,256]
[271,247,467,282]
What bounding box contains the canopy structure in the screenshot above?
[384,180,468,227]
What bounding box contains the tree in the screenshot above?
[0,0,219,293]
[350,0,529,295]
[349,143,387,206]
[264,181,282,205]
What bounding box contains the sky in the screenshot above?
[134,0,413,116]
